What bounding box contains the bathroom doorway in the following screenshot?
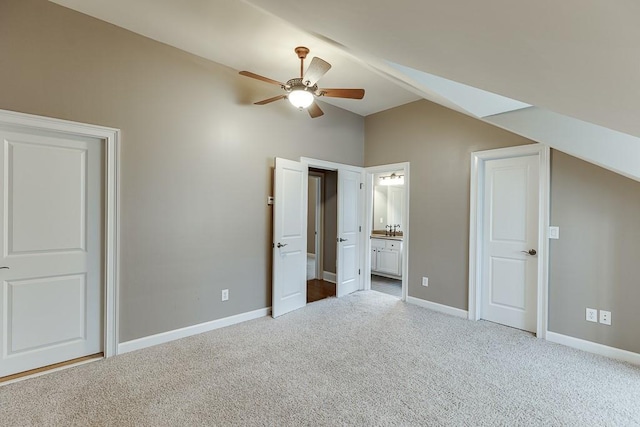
[365,163,410,300]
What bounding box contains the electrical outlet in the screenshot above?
[422,277,428,287]
[599,310,611,325]
[549,226,560,239]
[221,289,229,302]
[586,308,598,323]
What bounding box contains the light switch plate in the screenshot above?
[549,226,560,239]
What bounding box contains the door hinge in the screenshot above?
[360,183,363,189]
[359,226,362,232]
[358,269,361,275]
[271,243,274,248]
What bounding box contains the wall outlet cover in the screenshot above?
[586,308,598,323]
[222,289,229,301]
[549,226,560,239]
[422,277,428,287]
[599,310,611,325]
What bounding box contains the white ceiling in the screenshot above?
[247,0,640,137]
[50,0,421,116]
[51,0,640,140]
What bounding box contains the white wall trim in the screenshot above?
[118,307,271,355]
[546,331,640,366]
[468,144,550,339]
[322,271,337,283]
[407,296,468,319]
[364,162,410,302]
[0,109,121,358]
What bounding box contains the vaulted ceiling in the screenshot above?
[51,0,640,180]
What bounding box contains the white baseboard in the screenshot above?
[118,307,271,355]
[323,271,336,283]
[406,296,468,319]
[546,331,640,366]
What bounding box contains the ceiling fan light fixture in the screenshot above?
[288,88,314,109]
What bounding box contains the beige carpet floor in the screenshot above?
[2,291,640,426]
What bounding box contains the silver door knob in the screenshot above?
[338,238,348,242]
[521,249,537,256]
[276,243,287,248]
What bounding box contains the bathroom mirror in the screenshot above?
[372,172,405,233]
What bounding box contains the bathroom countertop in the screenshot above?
[370,234,403,241]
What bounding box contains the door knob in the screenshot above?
[521,249,537,256]
[338,238,348,242]
[276,243,287,248]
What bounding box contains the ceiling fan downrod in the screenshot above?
[294,46,310,80]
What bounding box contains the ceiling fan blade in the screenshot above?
[254,95,286,105]
[318,88,365,99]
[307,101,324,118]
[239,71,285,87]
[303,57,331,86]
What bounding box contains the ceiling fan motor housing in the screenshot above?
[284,78,318,94]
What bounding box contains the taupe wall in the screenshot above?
[549,151,640,354]
[365,100,532,309]
[0,0,363,342]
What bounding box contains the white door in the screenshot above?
[0,127,103,377]
[272,158,308,317]
[481,155,539,332]
[336,168,362,297]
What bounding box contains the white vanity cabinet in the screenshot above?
[371,238,403,278]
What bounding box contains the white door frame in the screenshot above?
[468,144,550,338]
[0,109,120,357]
[300,157,365,293]
[364,162,410,302]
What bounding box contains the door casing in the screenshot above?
[0,109,120,358]
[468,144,550,338]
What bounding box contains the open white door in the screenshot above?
[336,168,363,297]
[272,158,308,317]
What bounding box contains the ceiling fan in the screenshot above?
[239,46,365,118]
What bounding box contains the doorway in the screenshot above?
[468,144,550,337]
[364,163,410,301]
[0,109,119,378]
[306,169,336,303]
[272,157,364,318]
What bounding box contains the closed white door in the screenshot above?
[336,169,361,297]
[272,158,308,317]
[0,127,103,377]
[481,155,539,332]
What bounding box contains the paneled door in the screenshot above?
[272,158,308,317]
[0,127,103,377]
[336,168,362,297]
[481,155,539,332]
